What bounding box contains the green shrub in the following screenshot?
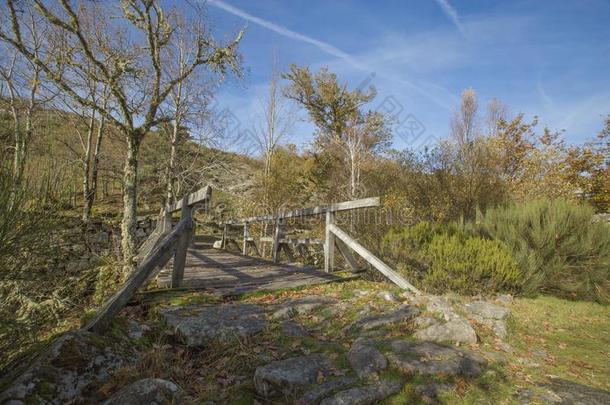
[381,221,521,295]
[421,234,522,295]
[475,199,610,302]
[381,221,457,265]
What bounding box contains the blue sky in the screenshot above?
[201,0,610,152]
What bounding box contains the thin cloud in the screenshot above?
[206,0,453,109]
[434,0,466,36]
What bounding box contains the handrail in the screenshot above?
[86,185,212,333]
[225,196,380,225]
[218,195,418,291]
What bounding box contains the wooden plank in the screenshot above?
[226,196,381,224]
[328,223,419,293]
[324,211,335,272]
[85,218,190,333]
[336,238,361,272]
[166,185,211,213]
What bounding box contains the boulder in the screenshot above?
[254,354,332,397]
[271,296,339,319]
[319,380,402,405]
[347,339,387,379]
[351,305,420,331]
[385,340,486,378]
[102,378,183,405]
[0,331,135,404]
[413,318,478,344]
[160,303,267,346]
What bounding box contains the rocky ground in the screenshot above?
[1,280,608,404]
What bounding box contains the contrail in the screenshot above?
[206,0,454,109]
[433,0,466,36]
[207,0,365,70]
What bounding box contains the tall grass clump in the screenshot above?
[476,199,610,302]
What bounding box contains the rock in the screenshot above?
[0,331,135,404]
[254,354,332,397]
[462,300,511,320]
[385,340,486,378]
[351,305,420,331]
[377,291,399,302]
[412,295,458,321]
[494,294,514,306]
[281,320,310,338]
[355,290,371,297]
[102,378,183,404]
[126,320,146,340]
[413,316,440,329]
[416,383,453,403]
[347,340,387,379]
[160,303,267,346]
[212,240,222,249]
[297,377,357,405]
[319,380,402,405]
[414,318,478,344]
[461,301,510,339]
[271,296,339,319]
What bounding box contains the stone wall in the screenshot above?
[49,215,160,274]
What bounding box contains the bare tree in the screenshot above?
[253,59,296,211]
[0,10,47,187]
[450,88,479,146]
[0,0,242,270]
[485,97,508,137]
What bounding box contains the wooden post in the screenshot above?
[324,211,335,272]
[172,199,193,288]
[242,222,248,255]
[221,224,228,249]
[272,218,283,263]
[161,208,172,233]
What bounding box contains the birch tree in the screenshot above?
[0,0,242,270]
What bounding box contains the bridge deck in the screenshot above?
[156,242,344,296]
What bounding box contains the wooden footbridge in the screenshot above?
[86,186,418,333]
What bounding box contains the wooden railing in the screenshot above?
[221,197,419,293]
[85,185,212,333]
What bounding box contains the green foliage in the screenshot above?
[381,222,521,295]
[475,199,610,302]
[421,233,522,295]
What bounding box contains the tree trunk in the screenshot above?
[83,115,105,221]
[82,111,96,222]
[165,120,178,207]
[121,132,141,272]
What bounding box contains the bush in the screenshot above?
[421,234,522,295]
[381,222,521,295]
[475,199,610,302]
